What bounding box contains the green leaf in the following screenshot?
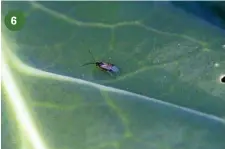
[2,1,225,149]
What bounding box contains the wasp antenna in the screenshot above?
[88,49,96,62]
[81,62,96,67]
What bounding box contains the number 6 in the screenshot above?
[11,16,17,25]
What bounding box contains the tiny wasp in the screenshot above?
[82,50,120,76]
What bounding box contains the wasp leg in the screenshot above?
[108,71,118,79]
[107,70,117,77]
[107,71,113,76]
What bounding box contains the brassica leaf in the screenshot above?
[2,2,225,149]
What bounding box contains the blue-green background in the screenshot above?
[2,1,225,149]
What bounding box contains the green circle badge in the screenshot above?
[4,10,25,31]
